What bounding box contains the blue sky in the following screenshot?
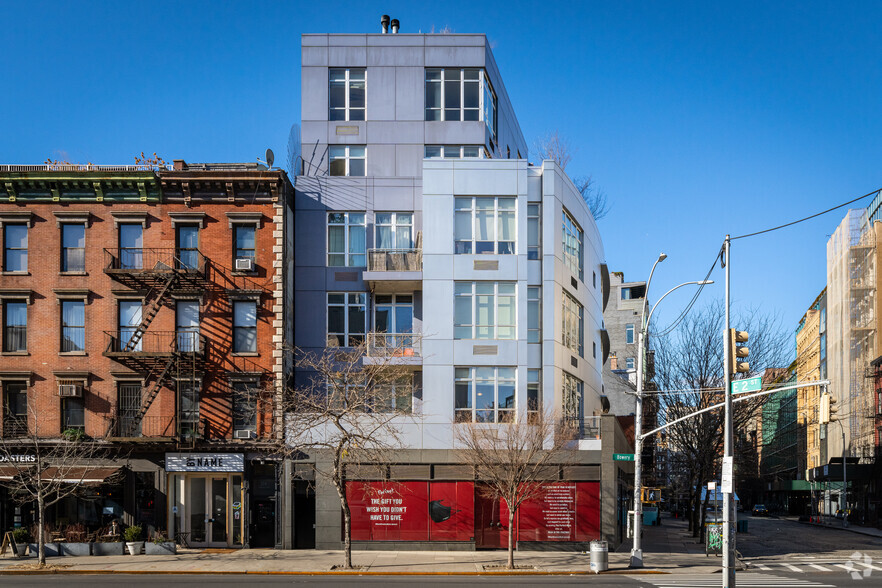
[3,1,880,338]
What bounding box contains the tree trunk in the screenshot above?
[507,505,515,569]
[335,478,352,569]
[37,494,45,567]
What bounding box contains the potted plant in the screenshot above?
[62,427,86,442]
[11,527,29,557]
[124,524,144,555]
[60,523,91,556]
[145,531,177,555]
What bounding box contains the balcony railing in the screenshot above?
[2,417,27,438]
[560,416,602,441]
[367,249,422,272]
[104,330,204,355]
[366,332,421,358]
[104,248,206,274]
[104,414,176,439]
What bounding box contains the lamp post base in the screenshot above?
[630,549,644,568]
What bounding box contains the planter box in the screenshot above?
[28,542,60,557]
[126,541,145,555]
[14,543,27,557]
[145,542,177,555]
[92,542,125,556]
[61,542,92,556]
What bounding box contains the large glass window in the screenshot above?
[327,212,366,266]
[562,208,583,280]
[562,372,583,420]
[176,300,200,352]
[374,294,413,334]
[374,376,414,413]
[61,300,85,353]
[454,367,515,423]
[329,68,365,121]
[528,286,541,343]
[327,292,366,347]
[625,324,635,345]
[4,224,27,272]
[119,223,143,270]
[119,300,142,351]
[454,196,516,255]
[528,369,541,423]
[527,204,541,260]
[232,380,258,433]
[375,213,413,250]
[454,282,516,340]
[424,145,485,159]
[233,300,257,353]
[329,145,366,176]
[562,290,584,356]
[176,225,199,270]
[3,301,27,352]
[61,224,85,272]
[234,225,256,268]
[425,69,496,140]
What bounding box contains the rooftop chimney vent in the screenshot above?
[381,15,390,34]
[391,18,399,33]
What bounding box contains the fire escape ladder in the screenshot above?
[122,271,177,352]
[122,354,178,436]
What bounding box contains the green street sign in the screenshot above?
[731,376,762,395]
[613,453,635,462]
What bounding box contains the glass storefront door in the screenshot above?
[169,474,243,548]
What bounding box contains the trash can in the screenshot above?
[589,540,608,573]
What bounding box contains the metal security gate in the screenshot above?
[118,383,142,436]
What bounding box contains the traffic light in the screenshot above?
[820,393,838,424]
[727,329,749,375]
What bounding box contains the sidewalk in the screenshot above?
[0,515,719,575]
[787,515,882,539]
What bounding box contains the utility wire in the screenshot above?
[731,188,881,240]
[648,245,723,338]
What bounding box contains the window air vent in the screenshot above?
[473,260,498,271]
[472,345,498,355]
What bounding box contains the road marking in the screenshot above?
[629,573,836,587]
[755,563,771,570]
[807,563,831,571]
[781,563,803,572]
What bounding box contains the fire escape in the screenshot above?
[103,247,207,439]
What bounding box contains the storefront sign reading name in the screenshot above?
[165,453,244,472]
[0,455,36,463]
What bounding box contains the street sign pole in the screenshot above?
[722,236,735,588]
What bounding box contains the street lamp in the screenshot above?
[630,253,713,569]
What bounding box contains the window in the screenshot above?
[179,380,200,438]
[425,68,481,122]
[625,324,635,344]
[4,224,27,272]
[3,382,27,436]
[527,369,541,423]
[234,225,256,268]
[176,300,200,352]
[117,382,142,436]
[374,376,414,413]
[233,300,257,353]
[61,224,85,272]
[562,208,583,280]
[527,204,541,260]
[329,68,365,121]
[61,300,85,353]
[626,357,635,370]
[454,282,516,340]
[621,285,646,300]
[232,380,258,433]
[329,145,366,176]
[455,367,515,423]
[327,212,366,266]
[119,300,142,351]
[375,213,413,250]
[62,397,85,431]
[562,372,583,420]
[176,225,199,270]
[424,145,485,158]
[562,291,583,356]
[327,292,366,347]
[119,223,143,270]
[528,286,541,343]
[3,301,27,352]
[454,196,516,254]
[374,294,413,334]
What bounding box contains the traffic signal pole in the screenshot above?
[722,236,735,588]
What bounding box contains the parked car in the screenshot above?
[752,504,769,516]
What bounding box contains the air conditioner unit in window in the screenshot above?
[234,429,256,440]
[235,258,254,271]
[58,384,82,397]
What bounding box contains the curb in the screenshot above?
[0,568,670,576]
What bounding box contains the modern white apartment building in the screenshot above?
[290,20,631,551]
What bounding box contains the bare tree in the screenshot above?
[0,398,110,566]
[533,131,610,220]
[453,408,574,569]
[280,339,416,569]
[652,301,790,538]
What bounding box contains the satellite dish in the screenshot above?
[265,148,275,169]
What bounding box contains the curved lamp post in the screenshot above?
[630,253,713,569]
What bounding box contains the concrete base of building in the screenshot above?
[353,541,475,551]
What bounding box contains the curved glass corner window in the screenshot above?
[329,68,365,121]
[454,196,516,255]
[327,212,366,267]
[329,145,365,177]
[562,290,583,357]
[562,208,584,280]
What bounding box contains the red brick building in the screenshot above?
[0,161,293,548]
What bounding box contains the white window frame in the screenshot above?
[562,208,584,281]
[329,145,366,177]
[61,223,86,273]
[424,145,486,159]
[327,212,366,267]
[527,203,541,260]
[527,368,541,423]
[527,286,541,343]
[626,357,635,370]
[454,366,516,423]
[454,281,516,340]
[454,196,516,255]
[562,371,583,420]
[327,292,366,347]
[374,212,414,250]
[232,300,258,354]
[562,290,584,357]
[329,68,365,122]
[625,324,635,345]
[425,68,482,122]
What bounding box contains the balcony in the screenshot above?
[103,330,205,371]
[559,416,602,451]
[362,249,422,293]
[104,248,207,289]
[363,332,422,367]
[104,414,176,441]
